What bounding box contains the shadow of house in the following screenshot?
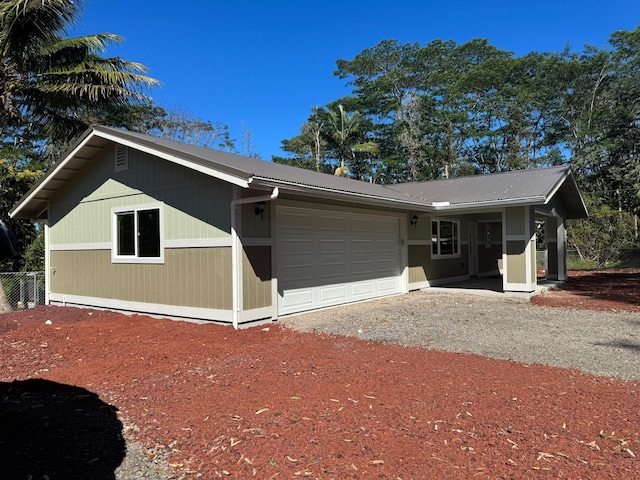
[0,378,125,479]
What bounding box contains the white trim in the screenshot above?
[241,237,272,247]
[239,306,274,323]
[50,238,232,251]
[49,293,233,322]
[95,130,250,189]
[44,218,50,305]
[111,202,165,264]
[164,238,232,248]
[50,242,111,251]
[430,217,461,259]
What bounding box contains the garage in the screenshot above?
[276,205,404,315]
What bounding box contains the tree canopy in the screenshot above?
[276,30,640,221]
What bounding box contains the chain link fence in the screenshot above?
[0,272,46,314]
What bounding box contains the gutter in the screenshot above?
[230,187,279,329]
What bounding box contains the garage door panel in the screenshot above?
[351,281,375,297]
[319,239,347,255]
[318,262,347,279]
[319,216,347,232]
[277,207,402,315]
[320,284,348,302]
[281,238,313,255]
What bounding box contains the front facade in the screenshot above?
[11,127,587,327]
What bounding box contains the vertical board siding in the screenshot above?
[50,248,232,310]
[506,241,527,284]
[242,246,272,310]
[408,246,428,283]
[49,145,233,246]
[506,207,525,236]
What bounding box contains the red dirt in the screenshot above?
[532,268,640,313]
[1,270,639,479]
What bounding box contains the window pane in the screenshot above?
[431,221,438,255]
[440,221,453,255]
[117,213,135,256]
[137,209,160,257]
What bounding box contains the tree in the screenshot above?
[0,0,159,146]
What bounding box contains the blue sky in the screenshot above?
[74,0,640,159]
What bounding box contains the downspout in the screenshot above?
[230,187,279,329]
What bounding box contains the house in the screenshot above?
[10,126,588,328]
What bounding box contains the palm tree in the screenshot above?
[0,0,159,143]
[326,104,379,177]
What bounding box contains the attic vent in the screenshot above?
[115,145,129,172]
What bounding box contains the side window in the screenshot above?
[431,219,460,258]
[112,205,163,263]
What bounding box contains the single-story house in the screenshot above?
[11,126,588,328]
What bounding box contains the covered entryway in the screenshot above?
[276,205,404,315]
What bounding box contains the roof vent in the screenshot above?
[115,145,128,172]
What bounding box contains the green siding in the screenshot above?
[50,248,232,310]
[242,246,272,309]
[506,240,527,284]
[49,145,233,246]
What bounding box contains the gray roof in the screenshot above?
[10,126,588,219]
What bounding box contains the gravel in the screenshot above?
[281,291,640,382]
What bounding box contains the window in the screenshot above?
[112,205,163,263]
[431,219,459,258]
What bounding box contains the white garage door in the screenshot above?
[276,206,402,315]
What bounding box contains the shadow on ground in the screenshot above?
[593,339,640,353]
[0,378,125,479]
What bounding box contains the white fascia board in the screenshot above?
[94,130,250,189]
[430,196,545,213]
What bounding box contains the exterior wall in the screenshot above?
[50,248,231,310]
[47,144,235,322]
[49,147,232,245]
[242,246,272,310]
[408,214,470,288]
[503,206,536,292]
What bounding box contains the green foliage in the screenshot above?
[566,197,637,267]
[21,229,44,272]
[0,159,43,271]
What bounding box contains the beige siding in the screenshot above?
[49,145,233,246]
[506,241,527,284]
[242,246,272,310]
[50,248,232,310]
[408,245,428,283]
[506,207,525,235]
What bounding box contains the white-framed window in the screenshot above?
[111,204,164,263]
[431,218,460,258]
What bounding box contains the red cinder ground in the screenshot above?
[1,269,639,479]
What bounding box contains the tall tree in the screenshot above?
[0,0,159,146]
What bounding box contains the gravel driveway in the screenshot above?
[281,291,640,382]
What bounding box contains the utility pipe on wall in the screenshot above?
[230,187,279,329]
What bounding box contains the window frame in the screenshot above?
[111,203,164,264]
[430,218,460,259]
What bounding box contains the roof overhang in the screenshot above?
[10,127,253,220]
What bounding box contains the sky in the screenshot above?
[74,0,640,160]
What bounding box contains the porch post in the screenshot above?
[502,206,537,292]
